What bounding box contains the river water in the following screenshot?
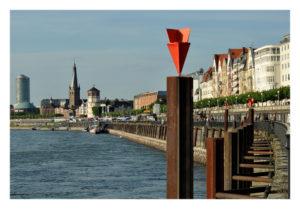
[10,130,206,199]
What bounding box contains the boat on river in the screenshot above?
[89,125,100,134]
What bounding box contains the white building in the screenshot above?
[254,45,280,92]
[280,34,290,87]
[185,69,205,102]
[200,67,213,100]
[87,86,101,118]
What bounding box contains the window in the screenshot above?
[288,74,290,80]
[285,74,287,81]
[282,64,284,69]
[288,63,290,68]
[267,76,274,83]
[277,56,280,61]
[288,44,289,49]
[267,66,274,72]
[282,75,284,82]
[277,48,280,54]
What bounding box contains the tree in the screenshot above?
[92,106,102,116]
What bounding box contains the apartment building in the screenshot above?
[212,54,228,97]
[280,34,290,87]
[185,69,205,102]
[200,67,213,100]
[227,48,248,95]
[254,45,280,92]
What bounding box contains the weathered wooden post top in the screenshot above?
[166,28,193,199]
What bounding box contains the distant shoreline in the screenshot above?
[10,126,85,132]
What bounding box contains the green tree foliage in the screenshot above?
[194,86,290,109]
[92,106,102,116]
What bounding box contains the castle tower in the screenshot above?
[87,86,100,118]
[69,62,80,109]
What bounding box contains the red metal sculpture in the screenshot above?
[166,28,191,76]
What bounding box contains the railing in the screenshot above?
[254,121,290,150]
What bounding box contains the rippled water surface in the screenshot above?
[10,130,206,199]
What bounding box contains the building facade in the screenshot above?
[212,54,227,97]
[185,69,204,102]
[280,34,290,87]
[254,45,280,92]
[245,48,256,93]
[133,91,167,110]
[227,48,248,95]
[87,86,100,118]
[14,74,35,112]
[200,67,213,100]
[16,74,30,104]
[197,36,289,102]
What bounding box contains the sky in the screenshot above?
[10,10,290,106]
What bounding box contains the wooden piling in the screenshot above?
[206,137,224,199]
[166,77,193,199]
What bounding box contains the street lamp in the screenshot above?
[235,96,237,105]
[208,100,210,108]
[217,99,219,107]
[277,90,280,105]
[261,92,263,107]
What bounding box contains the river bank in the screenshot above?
[108,129,206,164]
[10,126,85,131]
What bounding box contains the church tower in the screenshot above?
[69,62,80,109]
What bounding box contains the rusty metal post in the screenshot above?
[206,137,224,199]
[193,127,198,146]
[237,126,249,189]
[224,130,238,190]
[248,108,254,125]
[166,77,193,199]
[224,109,228,132]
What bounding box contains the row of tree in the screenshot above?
[10,113,63,119]
[194,86,290,109]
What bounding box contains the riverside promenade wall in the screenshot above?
[107,123,226,165]
[108,129,207,164]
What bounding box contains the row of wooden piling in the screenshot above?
[107,123,168,140]
[107,123,225,151]
[206,108,255,199]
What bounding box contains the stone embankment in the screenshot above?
[10,119,87,132]
[108,129,207,164]
[107,123,226,165]
[268,138,289,198]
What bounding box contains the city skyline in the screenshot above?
[10,10,290,106]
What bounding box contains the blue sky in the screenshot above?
[10,10,290,106]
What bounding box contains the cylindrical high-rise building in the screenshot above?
[16,74,30,104]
